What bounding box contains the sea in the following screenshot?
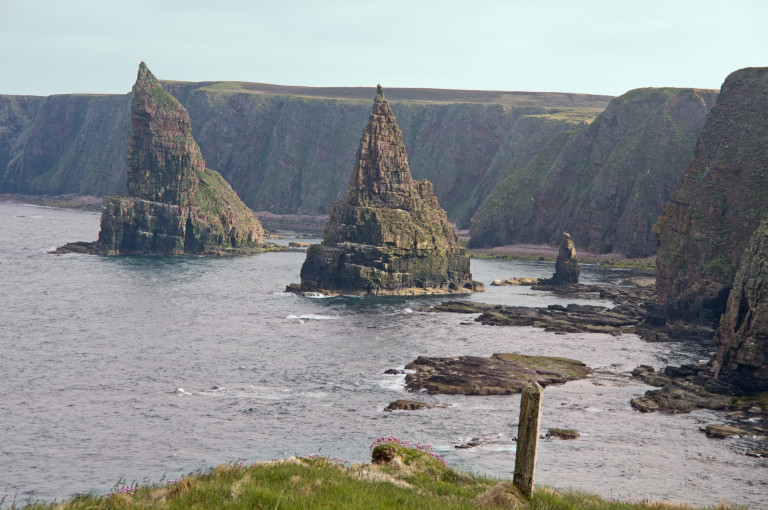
[1,201,766,508]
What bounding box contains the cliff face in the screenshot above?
[711,216,768,393]
[295,87,480,295]
[0,82,609,226]
[469,88,717,257]
[59,63,265,256]
[656,68,768,321]
[1,93,130,196]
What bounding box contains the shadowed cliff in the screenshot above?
[469,87,718,257]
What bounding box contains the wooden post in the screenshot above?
[513,381,543,498]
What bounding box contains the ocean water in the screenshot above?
[1,202,766,508]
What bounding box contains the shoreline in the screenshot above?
[0,195,657,270]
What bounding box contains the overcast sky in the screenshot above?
[1,0,766,97]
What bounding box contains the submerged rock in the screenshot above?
[545,428,580,440]
[55,63,268,256]
[403,353,589,395]
[291,86,482,295]
[383,400,447,412]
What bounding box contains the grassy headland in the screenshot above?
[15,438,742,510]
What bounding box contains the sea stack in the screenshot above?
[291,85,482,296]
[57,63,265,255]
[710,216,768,393]
[552,232,579,284]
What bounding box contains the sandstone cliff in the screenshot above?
[469,87,717,257]
[0,81,610,226]
[711,215,768,393]
[58,63,265,255]
[656,67,768,321]
[293,86,481,295]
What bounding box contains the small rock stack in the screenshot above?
[552,232,579,284]
[294,86,482,295]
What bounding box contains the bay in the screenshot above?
[0,202,765,508]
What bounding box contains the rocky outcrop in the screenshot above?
[656,67,768,322]
[469,87,717,256]
[552,232,579,283]
[290,87,482,295]
[56,63,266,256]
[403,353,589,395]
[710,216,768,393]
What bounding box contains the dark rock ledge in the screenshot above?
[401,353,589,396]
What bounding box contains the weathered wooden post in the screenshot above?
[513,381,543,498]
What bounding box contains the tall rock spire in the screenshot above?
[56,62,267,256]
[347,85,414,210]
[290,86,483,296]
[127,62,201,206]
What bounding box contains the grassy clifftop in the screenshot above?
[17,438,741,509]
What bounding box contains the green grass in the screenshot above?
[523,108,604,124]
[13,439,743,510]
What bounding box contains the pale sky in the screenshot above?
[1,0,766,97]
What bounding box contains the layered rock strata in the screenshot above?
[710,216,768,392]
[656,67,768,321]
[57,63,265,255]
[292,86,482,295]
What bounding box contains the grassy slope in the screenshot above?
[17,444,741,510]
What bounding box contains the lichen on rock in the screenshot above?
[56,62,267,256]
[290,86,482,295]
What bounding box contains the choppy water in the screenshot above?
[1,202,766,508]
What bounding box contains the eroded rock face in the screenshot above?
[126,63,201,205]
[469,87,717,256]
[294,86,481,295]
[553,232,579,283]
[656,67,768,322]
[711,216,768,393]
[57,63,265,255]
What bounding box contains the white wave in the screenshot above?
[286,314,337,321]
[174,388,192,396]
